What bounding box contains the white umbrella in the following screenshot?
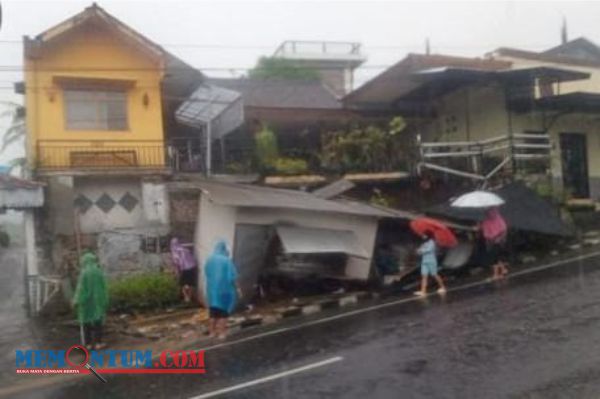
[451,190,505,208]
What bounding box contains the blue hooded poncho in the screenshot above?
[204,241,238,313]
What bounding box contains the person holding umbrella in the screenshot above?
[480,207,509,280]
[414,231,447,296]
[410,217,456,297]
[450,190,508,280]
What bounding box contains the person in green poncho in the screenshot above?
[73,251,109,350]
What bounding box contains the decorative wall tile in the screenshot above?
[119,192,139,212]
[73,194,93,214]
[96,193,116,213]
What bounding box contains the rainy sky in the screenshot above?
[1,0,600,161]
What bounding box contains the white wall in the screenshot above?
[141,181,169,226]
[75,177,145,233]
[195,195,238,303]
[71,177,170,234]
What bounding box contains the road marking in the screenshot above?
[199,249,600,352]
[188,356,343,399]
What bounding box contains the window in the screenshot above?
[64,89,128,130]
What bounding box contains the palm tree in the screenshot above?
[0,101,26,175]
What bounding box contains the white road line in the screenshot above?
[198,250,600,353]
[188,356,344,399]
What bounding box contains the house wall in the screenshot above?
[25,22,165,170]
[419,79,600,198]
[421,84,512,143]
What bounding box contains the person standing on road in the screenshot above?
[170,237,198,303]
[480,207,509,280]
[414,231,447,297]
[73,251,109,350]
[204,240,241,340]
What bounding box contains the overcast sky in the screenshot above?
[1,0,600,161]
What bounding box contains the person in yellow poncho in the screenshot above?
[73,251,109,350]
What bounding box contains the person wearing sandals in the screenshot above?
[73,251,109,350]
[414,231,447,297]
[480,207,509,280]
[204,240,242,340]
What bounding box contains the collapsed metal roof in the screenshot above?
[171,180,390,218]
[175,84,244,140]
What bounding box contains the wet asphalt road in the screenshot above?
[7,250,600,399]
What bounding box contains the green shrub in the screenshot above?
[255,125,279,170]
[109,272,179,312]
[273,157,308,175]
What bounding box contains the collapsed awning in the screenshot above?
[175,84,244,140]
[428,182,573,236]
[276,226,369,258]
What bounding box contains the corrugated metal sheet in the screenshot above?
[172,180,391,218]
[276,226,368,258]
[312,179,355,199]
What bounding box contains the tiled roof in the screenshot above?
[344,53,512,105]
[207,78,341,110]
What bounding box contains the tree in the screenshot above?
[0,101,26,175]
[248,57,320,80]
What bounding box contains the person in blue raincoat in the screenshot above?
[204,240,241,339]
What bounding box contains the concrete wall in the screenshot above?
[74,177,144,233]
[72,176,169,234]
[195,195,238,301]
[141,181,169,226]
[97,231,165,278]
[38,175,171,277]
[45,175,75,235]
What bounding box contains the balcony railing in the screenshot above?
[36,140,167,171]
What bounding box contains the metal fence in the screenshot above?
[36,140,167,170]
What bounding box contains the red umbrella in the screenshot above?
[410,217,458,248]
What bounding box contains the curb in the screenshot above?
[228,291,379,331]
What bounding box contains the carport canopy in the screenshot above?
[276,226,369,258]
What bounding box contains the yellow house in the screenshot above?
[19,4,204,241]
[24,4,171,172]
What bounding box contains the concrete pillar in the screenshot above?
[24,209,38,276]
[24,209,39,315]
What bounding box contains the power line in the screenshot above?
[0,65,392,73]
